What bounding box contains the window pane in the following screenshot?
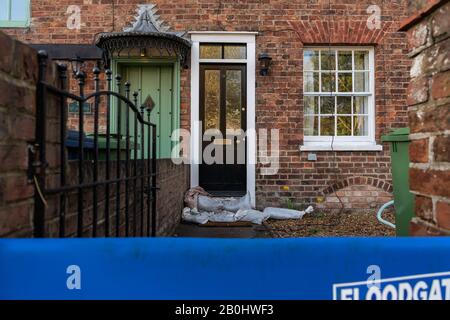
[337,96,351,114]
[304,50,319,71]
[304,116,318,136]
[320,116,335,136]
[338,51,352,71]
[68,101,92,114]
[304,96,318,115]
[321,72,335,92]
[354,116,369,136]
[200,44,222,59]
[303,48,373,139]
[304,72,319,92]
[355,51,370,70]
[338,73,352,92]
[11,0,28,21]
[354,96,369,114]
[204,70,221,130]
[321,51,336,70]
[355,71,369,92]
[337,116,352,136]
[320,96,334,114]
[225,70,242,130]
[0,0,8,20]
[224,45,246,59]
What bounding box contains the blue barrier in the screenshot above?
[1,237,450,300]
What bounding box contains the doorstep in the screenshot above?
[173,222,270,238]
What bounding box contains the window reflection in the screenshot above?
[200,44,247,60]
[11,0,28,21]
[303,48,372,137]
[204,70,221,130]
[200,45,222,59]
[224,45,246,59]
[0,0,8,20]
[226,70,242,130]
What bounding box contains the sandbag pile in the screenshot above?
[182,187,314,225]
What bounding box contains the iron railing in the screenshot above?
[33,51,157,238]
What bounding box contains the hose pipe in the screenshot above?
[377,200,396,229]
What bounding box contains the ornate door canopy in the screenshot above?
[95,4,191,67]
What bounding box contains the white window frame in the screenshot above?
[189,31,257,206]
[300,46,382,151]
[0,0,30,28]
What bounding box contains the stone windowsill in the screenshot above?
[300,143,383,152]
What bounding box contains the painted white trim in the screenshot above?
[190,33,257,44]
[300,143,383,152]
[247,40,256,207]
[190,41,201,187]
[199,59,248,64]
[302,47,377,147]
[190,32,257,207]
[189,31,259,35]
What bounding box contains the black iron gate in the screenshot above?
[32,51,157,238]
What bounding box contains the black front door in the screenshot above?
[199,64,247,195]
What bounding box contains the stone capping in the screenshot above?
[399,0,449,31]
[322,176,393,196]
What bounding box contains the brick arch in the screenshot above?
[289,20,393,45]
[322,176,393,196]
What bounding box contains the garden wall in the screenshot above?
[400,0,450,235]
[44,159,188,237]
[0,32,39,237]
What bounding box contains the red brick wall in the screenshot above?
[2,0,411,210]
[401,0,450,235]
[44,159,188,237]
[317,176,393,211]
[63,60,108,133]
[0,32,48,237]
[156,160,190,235]
[407,0,436,14]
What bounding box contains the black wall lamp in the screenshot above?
[70,56,86,76]
[258,53,272,76]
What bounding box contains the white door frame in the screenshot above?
[189,31,257,206]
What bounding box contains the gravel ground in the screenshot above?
[265,210,396,237]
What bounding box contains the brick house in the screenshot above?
[1,0,412,215]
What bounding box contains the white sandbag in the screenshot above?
[222,192,252,212]
[208,211,238,223]
[264,205,314,220]
[182,207,210,225]
[304,206,314,214]
[184,186,210,209]
[198,195,224,212]
[235,209,270,225]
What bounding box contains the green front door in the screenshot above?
[121,64,176,159]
